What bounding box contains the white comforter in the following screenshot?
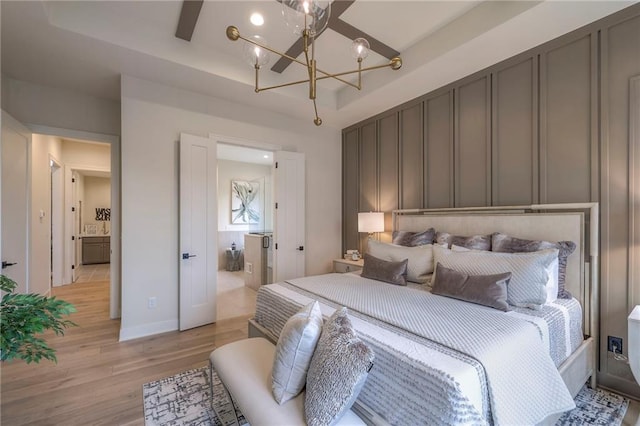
[285,273,576,425]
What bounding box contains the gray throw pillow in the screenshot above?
[431,263,511,311]
[491,232,576,299]
[436,231,491,251]
[305,308,374,426]
[361,253,408,286]
[391,228,436,246]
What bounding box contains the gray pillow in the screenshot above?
[491,232,576,299]
[431,263,511,311]
[272,301,323,404]
[436,231,491,251]
[392,228,435,246]
[305,308,374,426]
[361,253,408,286]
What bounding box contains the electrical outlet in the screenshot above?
[148,297,157,309]
[607,336,623,353]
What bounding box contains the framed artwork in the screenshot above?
[231,180,260,224]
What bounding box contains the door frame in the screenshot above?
[50,155,64,288]
[29,124,121,319]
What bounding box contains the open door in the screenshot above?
[179,133,218,330]
[273,151,305,281]
[1,111,31,293]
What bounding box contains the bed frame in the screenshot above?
[249,202,599,425]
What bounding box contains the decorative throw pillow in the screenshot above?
[367,239,435,284]
[431,263,511,311]
[361,253,408,286]
[272,301,323,404]
[305,308,374,426]
[433,245,558,310]
[391,228,436,246]
[491,232,576,299]
[436,232,491,251]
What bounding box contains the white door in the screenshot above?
[1,112,31,293]
[72,171,80,283]
[179,133,218,331]
[273,151,305,281]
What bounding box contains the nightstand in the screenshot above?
[333,258,364,273]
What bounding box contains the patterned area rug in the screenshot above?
[143,367,247,426]
[556,385,629,426]
[143,367,629,426]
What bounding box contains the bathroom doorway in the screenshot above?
[216,143,274,321]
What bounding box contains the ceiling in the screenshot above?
[1,1,636,130]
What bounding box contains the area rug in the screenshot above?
[143,367,629,426]
[143,367,246,426]
[556,385,629,425]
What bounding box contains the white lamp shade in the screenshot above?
[358,212,384,233]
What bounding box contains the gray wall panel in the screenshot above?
[379,113,399,238]
[400,103,424,209]
[359,122,378,251]
[541,35,593,203]
[425,91,454,208]
[599,14,640,394]
[342,129,359,253]
[493,58,537,205]
[456,76,491,207]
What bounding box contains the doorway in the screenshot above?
[32,132,115,310]
[72,168,112,285]
[215,143,274,321]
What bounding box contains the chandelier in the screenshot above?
[226,0,402,126]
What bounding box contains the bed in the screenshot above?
[248,203,598,426]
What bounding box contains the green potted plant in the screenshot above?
[1,274,77,363]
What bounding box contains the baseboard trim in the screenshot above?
[118,319,178,342]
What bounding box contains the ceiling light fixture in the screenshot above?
[226,0,402,126]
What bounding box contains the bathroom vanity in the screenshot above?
[82,236,110,264]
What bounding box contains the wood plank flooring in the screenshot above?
[0,280,250,425]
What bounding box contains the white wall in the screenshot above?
[30,134,63,295]
[83,176,111,234]
[1,77,120,136]
[120,75,341,340]
[62,139,111,169]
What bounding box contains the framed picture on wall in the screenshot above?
[231,180,260,224]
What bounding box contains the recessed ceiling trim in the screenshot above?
[175,0,204,42]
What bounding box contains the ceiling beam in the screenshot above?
[175,0,204,42]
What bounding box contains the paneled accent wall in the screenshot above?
[342,5,640,398]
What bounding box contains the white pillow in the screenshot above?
[451,245,559,304]
[367,239,435,284]
[272,301,323,404]
[433,245,559,310]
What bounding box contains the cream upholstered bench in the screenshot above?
[209,337,367,425]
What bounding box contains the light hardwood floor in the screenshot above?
[0,280,250,425]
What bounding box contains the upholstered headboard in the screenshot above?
[392,203,598,340]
